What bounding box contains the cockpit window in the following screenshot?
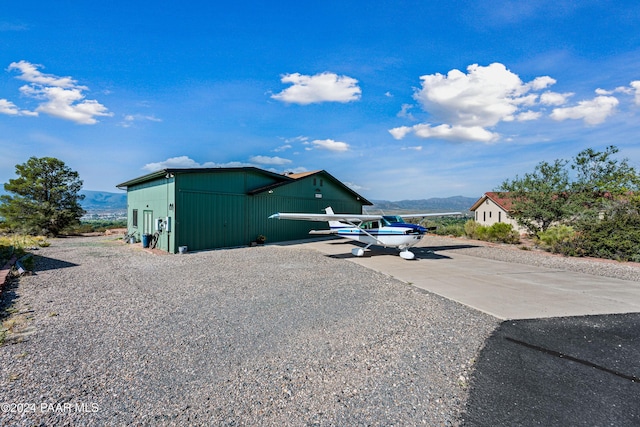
[382,215,403,225]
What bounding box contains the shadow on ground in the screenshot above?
[32,255,79,272]
[325,241,480,261]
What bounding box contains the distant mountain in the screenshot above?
[3,187,476,214]
[367,196,477,213]
[80,190,127,211]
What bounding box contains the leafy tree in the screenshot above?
[0,157,85,236]
[498,146,640,236]
[498,159,571,234]
[573,195,640,262]
[569,145,640,223]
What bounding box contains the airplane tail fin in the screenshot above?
[325,207,352,230]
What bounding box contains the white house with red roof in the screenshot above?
[469,192,527,234]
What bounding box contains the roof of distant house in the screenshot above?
[470,192,513,212]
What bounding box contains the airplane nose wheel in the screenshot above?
[399,249,415,260]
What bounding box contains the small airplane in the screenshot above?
[269,207,461,260]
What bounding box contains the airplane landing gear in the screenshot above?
[351,247,365,257]
[399,249,415,260]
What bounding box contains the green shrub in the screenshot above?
[536,225,577,254]
[486,222,520,244]
[573,201,640,262]
[433,223,465,237]
[464,220,481,239]
[464,220,489,241]
[464,220,519,244]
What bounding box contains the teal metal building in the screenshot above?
[116,168,371,253]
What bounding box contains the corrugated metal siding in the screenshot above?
[126,168,366,251]
[248,173,364,243]
[176,190,247,251]
[177,170,281,194]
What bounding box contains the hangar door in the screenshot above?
[177,191,247,251]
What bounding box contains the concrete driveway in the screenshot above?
[278,236,640,426]
[286,236,640,320]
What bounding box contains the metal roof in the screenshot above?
[116,167,372,205]
[116,167,291,189]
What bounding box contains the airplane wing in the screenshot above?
[399,212,462,219]
[268,212,382,223]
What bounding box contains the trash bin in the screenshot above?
[142,234,150,248]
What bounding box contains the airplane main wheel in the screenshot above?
[399,250,415,260]
[351,248,365,257]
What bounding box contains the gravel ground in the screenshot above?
[0,236,498,426]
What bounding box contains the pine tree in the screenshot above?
[0,157,85,236]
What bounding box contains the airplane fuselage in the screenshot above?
[333,225,425,250]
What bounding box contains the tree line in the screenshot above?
[498,145,640,261]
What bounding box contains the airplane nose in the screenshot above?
[405,225,427,234]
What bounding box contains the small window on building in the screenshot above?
[483,211,486,222]
[320,179,323,187]
[132,209,138,227]
[313,178,317,186]
[489,211,492,218]
[498,212,502,222]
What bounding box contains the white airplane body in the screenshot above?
[269,207,461,260]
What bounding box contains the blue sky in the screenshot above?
[1,1,639,200]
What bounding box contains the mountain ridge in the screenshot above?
[368,196,477,213]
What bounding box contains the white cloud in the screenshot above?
[390,123,499,143]
[283,166,309,174]
[526,75,556,91]
[401,146,423,151]
[516,110,541,121]
[540,91,573,106]
[397,103,415,120]
[249,155,292,165]
[393,63,558,142]
[119,114,162,128]
[142,155,296,172]
[3,60,112,124]
[23,85,112,125]
[343,181,369,192]
[271,72,361,105]
[550,95,619,125]
[8,60,77,88]
[412,63,549,128]
[0,98,37,116]
[273,144,292,152]
[631,81,640,105]
[308,139,350,152]
[0,99,19,115]
[388,126,412,140]
[596,86,633,96]
[390,62,632,143]
[283,135,309,143]
[143,156,203,171]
